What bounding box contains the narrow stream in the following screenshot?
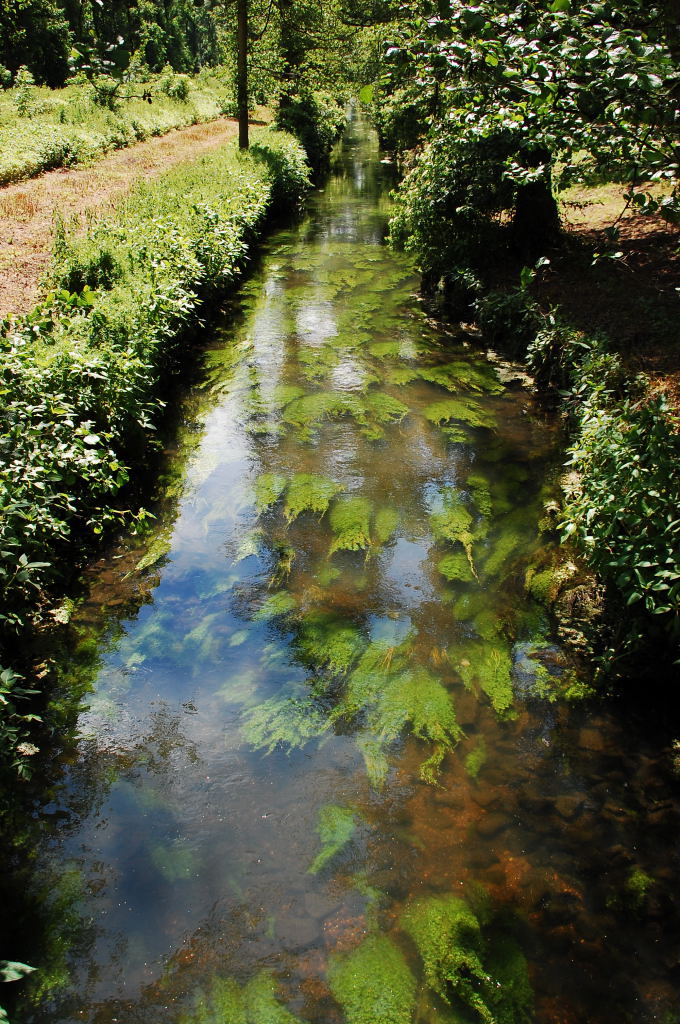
[17,112,680,1024]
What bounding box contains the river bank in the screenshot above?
[0,126,311,787]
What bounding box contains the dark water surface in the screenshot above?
[17,112,680,1024]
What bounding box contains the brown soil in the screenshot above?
[536,190,680,414]
[0,115,267,319]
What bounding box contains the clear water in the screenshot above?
[14,111,680,1024]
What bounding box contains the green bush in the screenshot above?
[275,89,345,172]
[563,396,680,630]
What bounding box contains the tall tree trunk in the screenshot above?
[512,147,561,255]
[237,0,248,149]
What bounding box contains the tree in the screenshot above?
[378,0,680,273]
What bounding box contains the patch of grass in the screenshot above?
[0,69,238,186]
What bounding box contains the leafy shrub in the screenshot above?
[275,89,345,171]
[159,65,190,101]
[563,396,680,630]
[11,67,35,116]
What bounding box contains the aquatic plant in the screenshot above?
[328,935,417,1024]
[430,489,476,575]
[355,733,391,788]
[253,591,297,621]
[150,840,195,883]
[401,895,532,1024]
[178,971,303,1024]
[297,613,365,673]
[235,529,264,562]
[423,397,496,430]
[330,496,373,554]
[624,866,655,909]
[336,648,462,783]
[308,803,357,874]
[241,691,329,754]
[456,641,514,717]
[481,529,525,580]
[418,361,504,395]
[468,473,493,519]
[255,473,288,512]
[438,551,476,584]
[465,737,487,780]
[270,544,296,585]
[284,473,345,521]
[373,507,400,546]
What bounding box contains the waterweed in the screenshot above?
[178,971,303,1024]
[283,473,345,522]
[423,396,496,431]
[328,934,416,1024]
[241,689,329,754]
[308,803,358,874]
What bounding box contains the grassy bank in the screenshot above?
[0,126,310,783]
[0,67,238,186]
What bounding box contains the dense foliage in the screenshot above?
[374,0,679,277]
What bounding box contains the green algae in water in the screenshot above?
[373,506,399,545]
[241,690,329,754]
[297,612,365,673]
[456,640,514,717]
[255,473,288,512]
[355,733,390,788]
[335,650,463,783]
[468,472,493,519]
[430,489,476,575]
[465,737,488,780]
[330,496,373,553]
[401,895,532,1024]
[418,361,504,395]
[253,591,297,621]
[308,803,357,874]
[328,935,416,1024]
[423,396,496,430]
[284,473,345,521]
[438,550,476,584]
[481,529,525,580]
[150,840,195,883]
[179,972,303,1024]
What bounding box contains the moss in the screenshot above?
[253,591,297,621]
[328,935,416,1024]
[308,803,357,874]
[465,737,487,780]
[255,473,288,512]
[423,397,496,430]
[241,690,329,754]
[284,473,345,521]
[457,640,514,717]
[330,496,373,554]
[297,613,365,673]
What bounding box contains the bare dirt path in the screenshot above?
[0,116,258,319]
